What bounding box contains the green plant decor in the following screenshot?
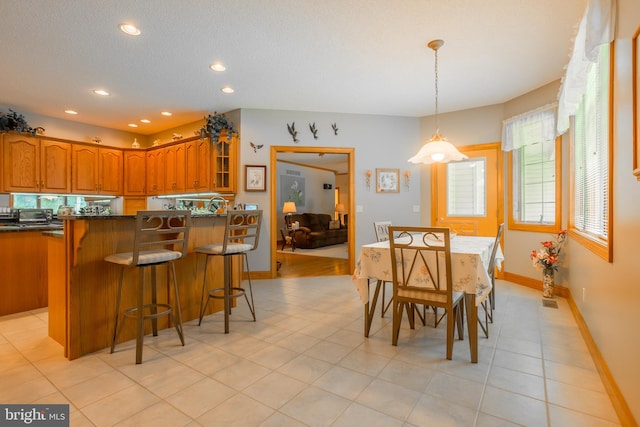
[0,109,43,135]
[200,112,237,143]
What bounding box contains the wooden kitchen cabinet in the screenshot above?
[145,147,164,195]
[72,145,123,195]
[123,150,146,195]
[212,129,237,192]
[2,133,71,193]
[164,143,186,194]
[1,230,48,316]
[185,137,211,192]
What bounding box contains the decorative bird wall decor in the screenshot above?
[287,122,299,143]
[309,122,318,139]
[249,141,264,153]
[331,123,339,135]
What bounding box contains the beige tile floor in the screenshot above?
[0,277,621,426]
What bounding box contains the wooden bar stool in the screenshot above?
[196,210,262,333]
[105,210,191,364]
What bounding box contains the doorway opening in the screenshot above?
[270,146,355,278]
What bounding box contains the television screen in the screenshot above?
[244,203,258,210]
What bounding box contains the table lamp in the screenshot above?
[283,201,297,228]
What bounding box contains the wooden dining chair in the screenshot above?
[388,226,464,360]
[373,221,393,317]
[488,223,504,317]
[476,223,504,339]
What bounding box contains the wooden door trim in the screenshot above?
[430,142,503,234]
[270,146,355,278]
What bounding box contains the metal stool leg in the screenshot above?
[170,262,185,345]
[135,267,145,364]
[111,267,125,354]
[243,253,256,321]
[223,255,232,333]
[198,255,212,326]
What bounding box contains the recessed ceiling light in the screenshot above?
[119,23,141,36]
[93,89,110,96]
[161,111,172,116]
[210,62,226,72]
[65,110,78,115]
[128,123,138,128]
[221,86,234,94]
[140,119,150,123]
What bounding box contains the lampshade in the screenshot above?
[335,203,345,213]
[408,39,468,165]
[283,201,297,214]
[408,132,468,164]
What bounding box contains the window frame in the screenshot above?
[568,42,614,262]
[507,136,562,233]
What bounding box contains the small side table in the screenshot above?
[280,228,297,251]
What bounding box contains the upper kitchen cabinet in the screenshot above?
[72,145,123,195]
[123,150,146,196]
[2,133,71,193]
[185,137,211,192]
[212,129,237,193]
[146,148,164,196]
[164,143,186,194]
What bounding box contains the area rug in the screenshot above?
[277,243,348,259]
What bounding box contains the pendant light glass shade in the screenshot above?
[409,40,467,165]
[408,131,468,164]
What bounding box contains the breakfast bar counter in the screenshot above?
[52,214,241,360]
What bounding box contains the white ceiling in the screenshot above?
[0,0,585,135]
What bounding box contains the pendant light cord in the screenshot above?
[434,45,439,133]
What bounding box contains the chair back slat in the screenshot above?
[389,227,453,302]
[132,210,192,265]
[487,223,504,276]
[373,221,392,242]
[221,210,263,254]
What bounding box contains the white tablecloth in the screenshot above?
[352,235,504,306]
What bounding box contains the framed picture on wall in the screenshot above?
[376,168,400,193]
[245,165,266,191]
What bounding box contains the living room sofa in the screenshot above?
[288,213,347,249]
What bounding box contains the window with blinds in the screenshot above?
[509,138,561,229]
[505,104,561,232]
[446,158,486,216]
[570,42,612,261]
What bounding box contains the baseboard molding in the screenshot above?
[565,290,637,427]
[243,271,271,280]
[501,271,568,297]
[504,271,636,426]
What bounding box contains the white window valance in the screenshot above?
[556,0,616,135]
[501,103,557,152]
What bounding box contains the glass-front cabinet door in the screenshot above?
[212,129,237,193]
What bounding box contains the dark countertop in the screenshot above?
[0,223,64,233]
[58,212,226,220]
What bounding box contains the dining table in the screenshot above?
[351,234,504,363]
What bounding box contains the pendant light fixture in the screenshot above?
[408,39,468,164]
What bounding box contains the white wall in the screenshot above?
[566,1,640,419]
[235,108,422,272]
[0,107,143,148]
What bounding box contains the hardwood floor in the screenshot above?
[276,246,350,277]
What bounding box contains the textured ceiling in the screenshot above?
[0,0,585,135]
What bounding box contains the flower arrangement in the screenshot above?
[530,230,567,272]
